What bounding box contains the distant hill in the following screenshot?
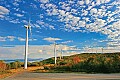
[2,58,44,63]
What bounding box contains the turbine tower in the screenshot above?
[24,20,31,69]
[60,49,63,60]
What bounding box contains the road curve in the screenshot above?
[2,72,120,80]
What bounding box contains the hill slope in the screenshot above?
[39,53,120,73]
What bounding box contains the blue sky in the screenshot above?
[0,0,120,59]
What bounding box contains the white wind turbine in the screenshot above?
[54,41,57,65]
[24,19,32,69]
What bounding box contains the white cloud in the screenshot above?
[71,9,77,14]
[84,47,120,53]
[90,8,98,14]
[78,20,86,27]
[61,2,71,11]
[0,36,16,42]
[34,24,40,28]
[0,45,24,59]
[0,36,6,42]
[13,2,19,7]
[51,9,59,15]
[40,0,49,3]
[43,37,62,42]
[77,1,84,5]
[0,6,9,18]
[7,36,15,41]
[0,6,9,14]
[22,20,28,24]
[59,10,66,16]
[82,10,88,16]
[17,37,37,42]
[18,37,25,41]
[9,19,20,24]
[95,0,110,5]
[85,0,90,4]
[96,0,100,5]
[0,44,80,59]
[14,13,24,17]
[0,15,4,18]
[36,20,55,30]
[61,40,73,44]
[29,38,37,41]
[49,25,55,30]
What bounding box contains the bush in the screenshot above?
[9,61,22,69]
[58,61,67,65]
[0,61,6,71]
[6,63,11,70]
[55,66,71,71]
[30,62,39,66]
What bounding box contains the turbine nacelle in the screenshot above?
[24,24,32,36]
[24,25,31,29]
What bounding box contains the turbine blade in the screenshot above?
[28,18,30,27]
[29,26,32,36]
[28,18,32,38]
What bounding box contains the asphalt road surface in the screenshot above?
[2,72,120,80]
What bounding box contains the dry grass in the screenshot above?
[0,66,44,79]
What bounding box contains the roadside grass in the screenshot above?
[0,70,12,75]
[0,70,13,79]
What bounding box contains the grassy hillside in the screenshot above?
[39,53,120,73]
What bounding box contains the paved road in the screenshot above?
[2,72,120,80]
